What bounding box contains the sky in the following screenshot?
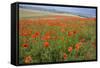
[19,4,96,18]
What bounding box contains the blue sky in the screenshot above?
[19,4,96,17]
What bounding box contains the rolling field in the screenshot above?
[19,9,96,64]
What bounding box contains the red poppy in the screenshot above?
[63,53,67,60]
[22,44,29,48]
[35,32,40,36]
[22,32,28,36]
[68,46,73,52]
[20,29,32,36]
[24,56,32,64]
[32,32,40,38]
[73,30,77,34]
[32,34,37,38]
[41,34,51,41]
[46,35,50,39]
[75,42,82,51]
[44,42,49,47]
[68,31,73,36]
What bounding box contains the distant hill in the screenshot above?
[19,5,96,18]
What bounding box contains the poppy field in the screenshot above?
[19,9,96,64]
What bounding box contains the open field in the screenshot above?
[19,9,96,64]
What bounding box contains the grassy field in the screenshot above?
[19,9,96,64]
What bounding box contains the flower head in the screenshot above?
[24,56,32,64]
[44,42,49,47]
[63,53,67,60]
[73,30,77,34]
[22,44,29,48]
[32,32,40,38]
[68,31,73,36]
[32,34,37,38]
[75,42,82,51]
[68,46,73,52]
[35,32,40,36]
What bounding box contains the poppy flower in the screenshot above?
[44,42,49,47]
[22,44,29,48]
[22,32,28,36]
[75,42,82,51]
[24,56,32,64]
[68,31,73,36]
[35,32,40,36]
[48,35,51,38]
[20,29,32,36]
[73,30,77,34]
[32,32,40,38]
[63,53,67,60]
[68,46,73,52]
[32,34,37,38]
[42,35,50,40]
